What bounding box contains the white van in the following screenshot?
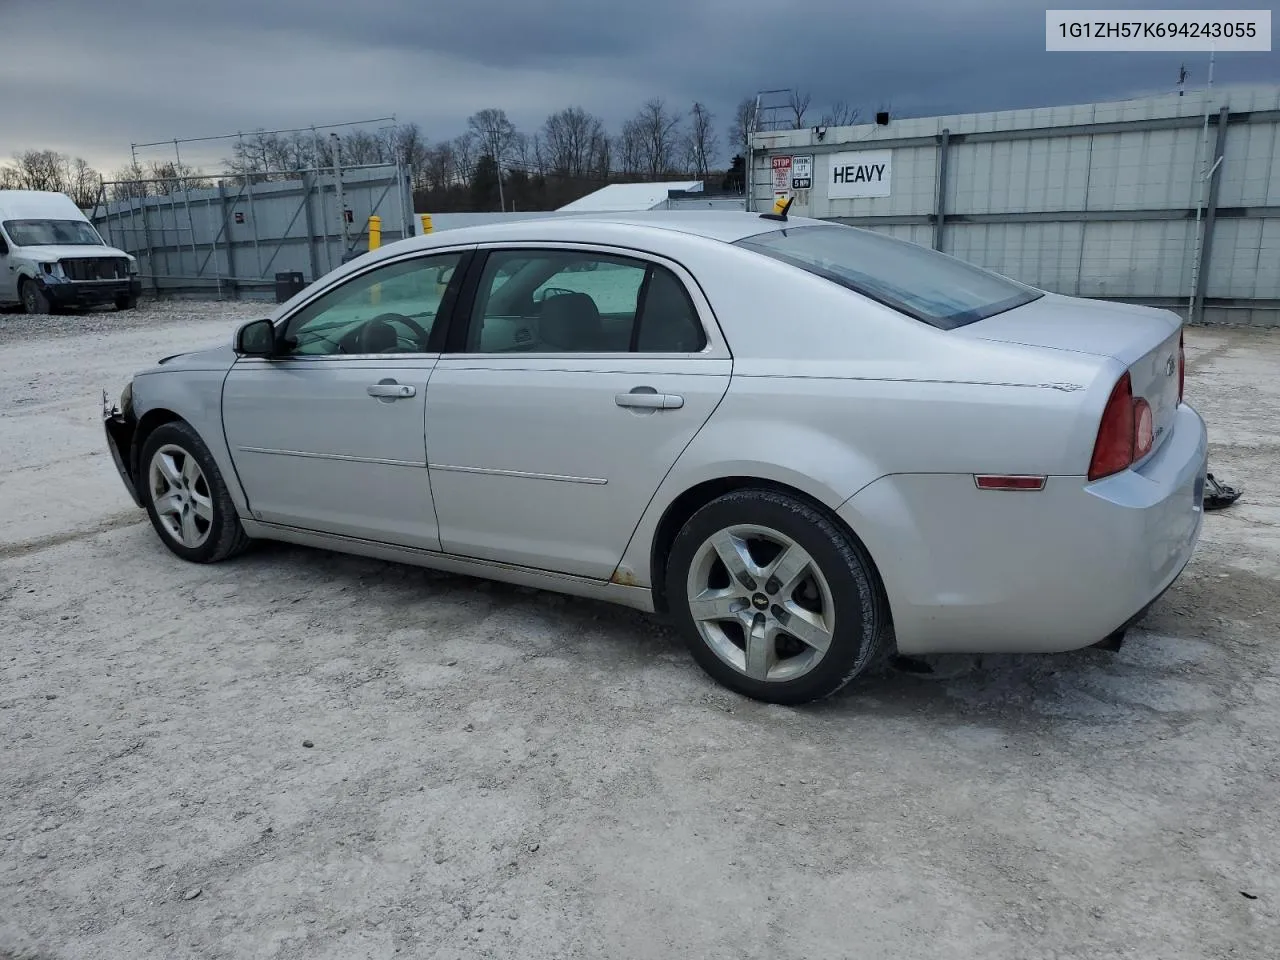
[0,190,140,313]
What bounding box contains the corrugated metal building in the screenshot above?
[751,85,1280,326]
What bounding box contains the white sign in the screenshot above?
[1046,10,1271,52]
[791,155,813,190]
[827,149,892,199]
[771,155,792,195]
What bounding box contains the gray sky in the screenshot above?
[1,0,1275,173]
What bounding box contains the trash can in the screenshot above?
[274,272,306,304]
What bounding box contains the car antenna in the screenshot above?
[759,195,794,222]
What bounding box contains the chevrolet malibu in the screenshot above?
[103,211,1207,704]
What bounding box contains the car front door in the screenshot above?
[221,248,470,550]
[425,244,732,580]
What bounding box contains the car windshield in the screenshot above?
[735,223,1042,329]
[3,218,103,247]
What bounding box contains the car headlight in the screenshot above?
[127,260,139,275]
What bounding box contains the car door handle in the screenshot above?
[367,381,415,399]
[615,388,684,410]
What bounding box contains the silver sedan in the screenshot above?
[103,211,1207,704]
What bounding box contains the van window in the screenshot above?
[2,219,103,247]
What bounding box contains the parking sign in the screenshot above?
[791,155,813,190]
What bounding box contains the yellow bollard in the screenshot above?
[420,213,433,235]
[367,216,383,305]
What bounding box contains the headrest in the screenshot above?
[539,292,602,351]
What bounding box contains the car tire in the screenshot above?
[139,421,252,563]
[115,295,138,311]
[665,488,891,705]
[20,278,52,315]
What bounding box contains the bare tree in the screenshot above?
[389,123,431,187]
[452,132,477,181]
[337,130,388,167]
[69,157,102,208]
[508,131,541,172]
[107,161,149,201]
[616,120,646,177]
[819,100,859,127]
[684,102,718,179]
[422,141,459,191]
[467,108,518,208]
[626,99,682,179]
[9,150,69,192]
[788,89,812,128]
[541,106,608,178]
[728,96,757,156]
[146,160,208,195]
[0,165,21,190]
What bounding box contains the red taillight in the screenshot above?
[1178,328,1185,404]
[1089,372,1136,481]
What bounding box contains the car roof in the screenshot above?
[398,210,831,251]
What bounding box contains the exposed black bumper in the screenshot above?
[43,278,141,308]
[103,395,143,508]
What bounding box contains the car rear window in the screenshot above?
[734,223,1042,330]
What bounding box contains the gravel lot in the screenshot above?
[1,300,1278,960]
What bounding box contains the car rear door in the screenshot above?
[425,243,732,580]
[221,248,470,550]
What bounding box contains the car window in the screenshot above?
[735,224,1042,330]
[466,250,704,354]
[279,252,463,357]
[635,266,707,353]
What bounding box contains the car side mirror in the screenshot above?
[235,318,277,357]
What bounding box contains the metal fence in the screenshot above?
[90,163,414,300]
[750,85,1280,326]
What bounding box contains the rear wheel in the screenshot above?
[139,421,251,563]
[114,294,138,311]
[20,278,52,315]
[665,489,891,705]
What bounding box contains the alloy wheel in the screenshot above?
[685,523,836,683]
[147,444,214,548]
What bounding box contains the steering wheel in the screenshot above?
[338,312,433,353]
[379,313,431,344]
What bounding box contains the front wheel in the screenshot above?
[665,489,891,705]
[114,294,138,311]
[20,278,52,315]
[139,421,252,563]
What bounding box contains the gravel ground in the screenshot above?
[1,302,1278,960]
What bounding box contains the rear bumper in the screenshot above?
[41,277,140,307]
[839,403,1209,655]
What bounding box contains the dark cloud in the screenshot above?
[0,0,1274,171]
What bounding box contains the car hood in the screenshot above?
[954,291,1181,366]
[16,244,135,261]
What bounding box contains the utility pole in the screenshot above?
[331,132,350,256]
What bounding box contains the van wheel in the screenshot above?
[20,279,52,315]
[115,295,138,311]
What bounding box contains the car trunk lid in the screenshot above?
[955,292,1184,460]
